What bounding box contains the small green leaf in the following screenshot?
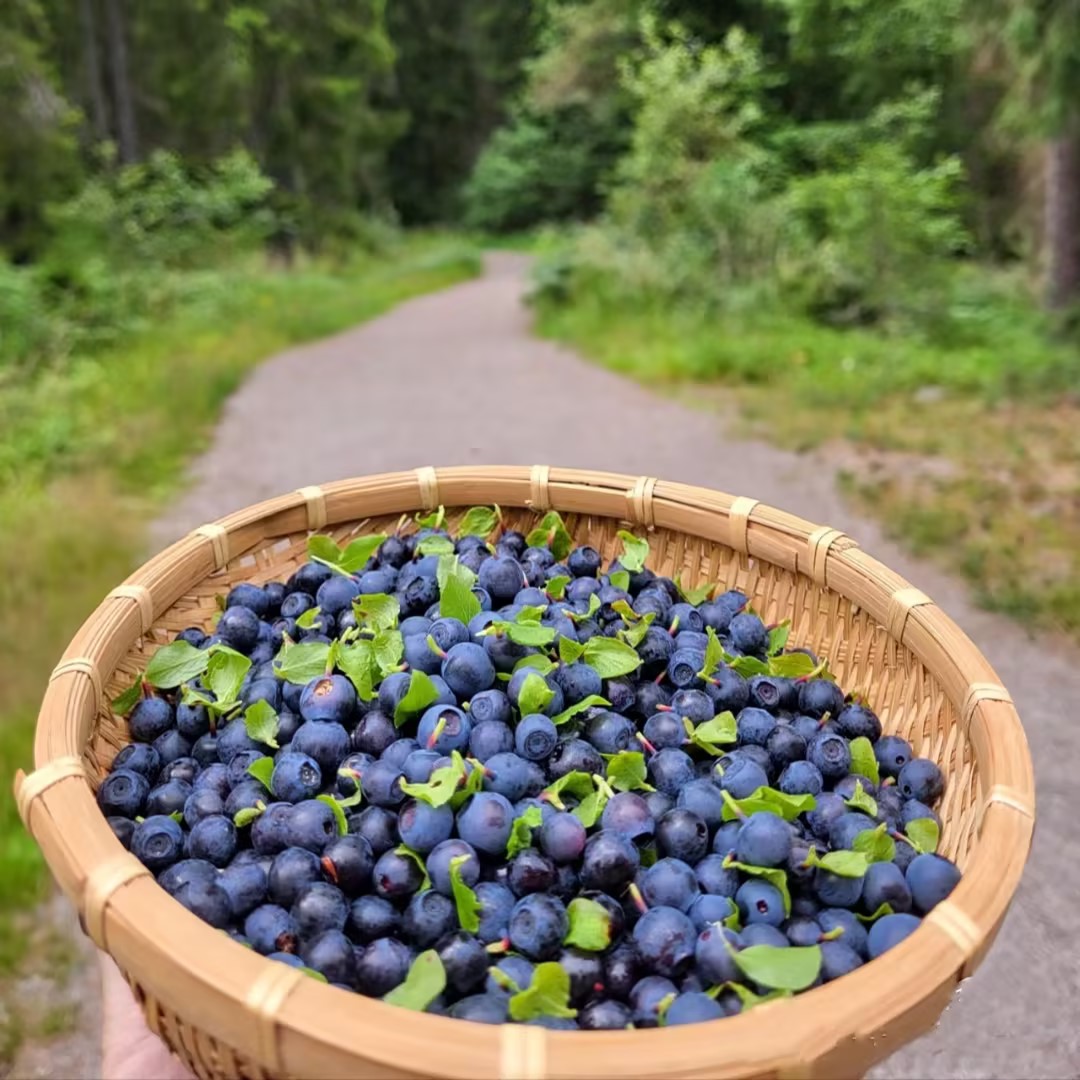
[845,780,878,817]
[205,646,252,712]
[720,785,816,822]
[525,511,573,562]
[767,653,818,679]
[729,655,770,678]
[698,627,727,681]
[394,844,432,891]
[487,967,522,994]
[111,678,143,716]
[582,636,641,678]
[317,794,348,836]
[273,641,332,685]
[450,757,485,809]
[518,673,555,716]
[353,593,400,632]
[415,506,446,530]
[767,621,791,657]
[512,654,557,677]
[440,571,481,624]
[335,769,363,809]
[300,966,328,983]
[848,736,881,786]
[712,981,792,1008]
[400,752,468,808]
[504,621,556,648]
[618,611,656,648]
[340,534,387,573]
[854,823,896,863]
[515,605,547,623]
[295,606,322,630]
[506,805,543,859]
[436,554,476,592]
[723,908,742,932]
[508,962,577,1022]
[677,576,714,606]
[723,856,791,914]
[550,695,610,727]
[685,711,738,756]
[244,699,278,751]
[393,670,441,727]
[856,902,896,923]
[373,629,405,676]
[545,575,571,601]
[540,771,596,810]
[383,950,446,1011]
[905,817,940,854]
[145,641,211,689]
[450,854,482,933]
[616,530,650,573]
[605,751,654,793]
[247,756,275,789]
[307,535,344,567]
[457,505,500,538]
[564,897,613,951]
[572,788,608,829]
[730,944,822,991]
[418,535,455,556]
[609,570,630,593]
[233,802,265,828]
[558,636,585,665]
[337,640,378,701]
[805,848,870,878]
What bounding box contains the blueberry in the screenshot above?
[509,893,569,960]
[302,929,357,986]
[290,721,349,779]
[818,908,869,958]
[298,675,357,725]
[640,858,700,912]
[830,811,878,851]
[219,860,268,918]
[898,758,945,804]
[665,991,724,1026]
[285,799,338,853]
[717,756,769,800]
[474,880,516,945]
[867,913,922,958]
[694,853,738,898]
[129,697,175,743]
[836,703,882,743]
[482,752,533,802]
[905,853,961,914]
[145,779,192,818]
[579,998,633,1029]
[158,858,218,896]
[806,791,847,841]
[217,606,261,654]
[875,734,913,779]
[402,890,457,948]
[655,809,709,864]
[97,768,149,818]
[862,860,913,914]
[729,612,768,655]
[808,732,852,782]
[778,760,823,796]
[108,816,136,848]
[599,793,655,845]
[268,847,322,908]
[740,923,790,948]
[584,711,636,755]
[643,711,685,750]
[320,835,374,895]
[479,556,525,605]
[630,974,679,1026]
[449,994,507,1023]
[647,748,695,796]
[633,906,697,977]
[245,904,298,955]
[514,714,558,762]
[441,642,496,698]
[820,939,864,981]
[736,812,793,868]
[361,759,406,808]
[131,815,184,873]
[347,895,401,943]
[456,792,515,857]
[417,705,471,755]
[466,689,512,727]
[175,879,232,928]
[152,730,192,767]
[735,880,785,926]
[355,937,412,996]
[397,800,454,854]
[314,575,360,618]
[539,812,587,865]
[785,916,823,947]
[548,738,603,779]
[351,806,398,856]
[112,744,162,780]
[666,648,705,690]
[271,752,322,803]
[187,814,238,867]
[813,867,864,908]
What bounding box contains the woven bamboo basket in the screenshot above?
[15,465,1034,1080]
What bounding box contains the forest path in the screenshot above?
[14,253,1076,1079]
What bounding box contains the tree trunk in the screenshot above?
[78,0,109,141]
[103,0,138,163]
[1045,124,1080,310]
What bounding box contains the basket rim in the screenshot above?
[17,465,1035,1079]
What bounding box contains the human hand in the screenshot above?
[100,953,194,1080]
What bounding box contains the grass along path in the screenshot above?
[0,236,480,1067]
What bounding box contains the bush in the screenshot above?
[0,262,65,375]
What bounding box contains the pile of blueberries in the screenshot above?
[98,512,962,1029]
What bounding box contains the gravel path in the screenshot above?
[18,253,1075,1078]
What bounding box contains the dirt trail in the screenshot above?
[15,253,1077,1078]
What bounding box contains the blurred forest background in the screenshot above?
[2,0,1080,1056]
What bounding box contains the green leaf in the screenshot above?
[506,805,543,859]
[233,802,265,828]
[609,570,630,593]
[111,678,142,716]
[723,908,742,932]
[551,695,610,727]
[854,823,896,863]
[712,981,792,1009]
[295,606,322,630]
[205,646,252,712]
[545,575,571,601]
[723,856,791,915]
[905,817,940,854]
[145,641,211,689]
[616,530,650,573]
[457,505,501,538]
[383,950,446,1011]
[436,554,475,593]
[515,605,547,623]
[729,655,770,678]
[307,535,344,567]
[572,788,608,829]
[317,794,348,837]
[244,700,280,749]
[845,780,878,817]
[400,752,468,808]
[508,962,578,1022]
[848,736,881,786]
[340,535,387,573]
[353,593,400,632]
[518,673,555,716]
[540,771,596,810]
[805,848,870,878]
[246,756,275,789]
[767,653,818,679]
[582,636,641,678]
[558,636,585,665]
[525,511,573,562]
[605,751,654,793]
[394,845,432,891]
[856,902,896,924]
[450,854,482,933]
[487,967,522,995]
[273,640,331,685]
[698,628,727,681]
[512,654,557,677]
[730,944,821,991]
[564,897,613,951]
[418,535,455,556]
[504,621,556,648]
[720,785,816,822]
[415,506,446,530]
[685,711,738,756]
[450,758,486,810]
[618,610,656,648]
[337,640,378,702]
[393,670,440,727]
[300,966,328,983]
[335,765,364,808]
[440,571,481,624]
[767,621,791,657]
[677,576,714,606]
[373,629,405,676]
